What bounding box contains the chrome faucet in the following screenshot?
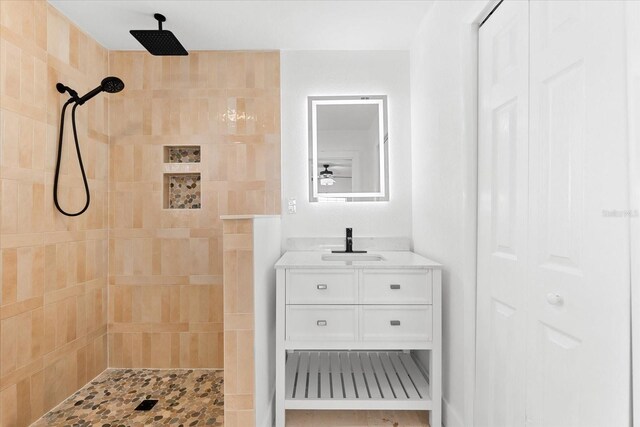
[332,228,367,253]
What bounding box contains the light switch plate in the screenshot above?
[288,198,296,214]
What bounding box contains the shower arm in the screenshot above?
[156,13,164,30]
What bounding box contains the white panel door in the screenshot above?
[475,2,529,426]
[526,1,630,426]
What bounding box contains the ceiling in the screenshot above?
[48,0,433,51]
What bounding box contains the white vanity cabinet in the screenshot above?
[274,252,442,427]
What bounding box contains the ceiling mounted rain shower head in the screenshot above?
[130,13,188,56]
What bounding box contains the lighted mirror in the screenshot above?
[308,95,388,202]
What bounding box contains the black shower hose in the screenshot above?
[53,99,91,217]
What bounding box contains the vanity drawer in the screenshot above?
[360,305,432,342]
[361,269,432,304]
[286,305,357,341]
[286,269,357,304]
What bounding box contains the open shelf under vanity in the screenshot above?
[284,350,432,410]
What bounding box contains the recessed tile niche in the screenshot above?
[164,145,201,163]
[164,174,201,209]
[163,146,201,209]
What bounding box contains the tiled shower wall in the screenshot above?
[222,219,256,426]
[107,51,281,368]
[0,1,109,426]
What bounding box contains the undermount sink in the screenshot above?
[321,253,385,262]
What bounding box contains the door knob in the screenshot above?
[317,320,327,326]
[546,293,564,306]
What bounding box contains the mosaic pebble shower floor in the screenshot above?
[31,369,223,427]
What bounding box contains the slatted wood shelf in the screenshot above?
[284,350,431,410]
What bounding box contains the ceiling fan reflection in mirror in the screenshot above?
[319,164,335,186]
[319,163,353,186]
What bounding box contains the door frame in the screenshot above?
[627,2,640,425]
[453,1,501,426]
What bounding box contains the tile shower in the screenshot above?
[0,1,280,425]
[108,48,280,369]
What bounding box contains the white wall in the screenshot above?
[252,217,282,427]
[410,2,490,426]
[281,51,412,245]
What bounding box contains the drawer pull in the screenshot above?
[390,284,401,290]
[390,320,401,326]
[317,320,327,326]
[316,284,328,290]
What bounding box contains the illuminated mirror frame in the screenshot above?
[308,95,389,202]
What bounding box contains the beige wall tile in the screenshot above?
[1,2,109,426]
[0,383,18,427]
[223,220,257,426]
[107,50,280,370]
[236,330,255,395]
[2,249,18,304]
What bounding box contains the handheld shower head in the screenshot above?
[77,76,125,105]
[101,76,125,93]
[53,75,124,217]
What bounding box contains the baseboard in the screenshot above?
[443,397,464,427]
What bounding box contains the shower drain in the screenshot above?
[134,399,158,411]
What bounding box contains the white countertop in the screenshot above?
[274,251,442,270]
[284,237,411,252]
